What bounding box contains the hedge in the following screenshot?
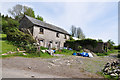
[66,38,98,49]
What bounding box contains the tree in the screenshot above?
[36,15,43,21]
[118,45,120,50]
[107,39,115,50]
[23,6,35,18]
[71,25,76,37]
[8,4,35,20]
[70,36,74,40]
[2,16,19,34]
[98,39,103,42]
[76,27,85,39]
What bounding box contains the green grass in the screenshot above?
[0,34,7,39]
[96,72,119,80]
[0,34,24,55]
[0,34,18,54]
[0,34,19,55]
[1,52,56,58]
[1,40,18,54]
[104,75,119,80]
[95,50,118,56]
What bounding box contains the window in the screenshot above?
[55,42,58,44]
[56,32,59,38]
[64,34,67,39]
[39,28,44,34]
[50,41,52,43]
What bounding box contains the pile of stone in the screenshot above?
[103,60,120,77]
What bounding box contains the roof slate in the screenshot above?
[25,15,70,35]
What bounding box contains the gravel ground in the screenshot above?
[2,53,118,78]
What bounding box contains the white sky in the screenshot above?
[0,0,119,45]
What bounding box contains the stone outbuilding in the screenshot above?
[64,41,109,53]
[19,15,70,49]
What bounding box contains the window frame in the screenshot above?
[39,27,44,34]
[56,32,59,38]
[64,34,67,39]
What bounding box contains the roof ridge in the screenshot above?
[24,15,70,35]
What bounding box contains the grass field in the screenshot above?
[1,40,18,54]
[0,34,18,54]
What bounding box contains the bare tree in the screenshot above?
[76,27,85,39]
[71,25,76,37]
[8,4,23,19]
[8,4,35,20]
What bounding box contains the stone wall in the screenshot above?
[33,26,70,49]
[19,16,34,35]
[19,16,33,29]
[65,41,105,53]
[19,16,70,49]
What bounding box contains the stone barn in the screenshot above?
[19,15,70,49]
[64,41,109,53]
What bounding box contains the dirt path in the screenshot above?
[3,67,65,78]
[2,53,118,78]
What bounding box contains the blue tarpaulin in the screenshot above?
[73,52,89,57]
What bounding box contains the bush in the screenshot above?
[78,46,82,50]
[117,45,120,50]
[107,40,115,50]
[40,46,48,50]
[6,28,36,44]
[70,36,74,40]
[22,34,36,44]
[118,54,120,58]
[6,28,36,54]
[97,39,103,42]
[2,16,37,54]
[25,44,37,53]
[66,38,98,49]
[2,18,19,33]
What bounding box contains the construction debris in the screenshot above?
[2,51,16,55]
[23,53,27,56]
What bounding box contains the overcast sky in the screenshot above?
[0,2,118,45]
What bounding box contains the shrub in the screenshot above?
[22,34,36,44]
[2,16,37,54]
[6,28,36,44]
[6,28,36,54]
[118,54,120,58]
[2,18,19,33]
[70,36,74,40]
[78,46,82,50]
[97,39,103,42]
[107,40,115,50]
[25,44,37,53]
[40,46,48,50]
[66,38,98,49]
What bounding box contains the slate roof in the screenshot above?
[25,15,70,35]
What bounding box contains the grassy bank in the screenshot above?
[1,40,18,54]
[1,52,55,58]
[0,34,18,54]
[95,50,118,56]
